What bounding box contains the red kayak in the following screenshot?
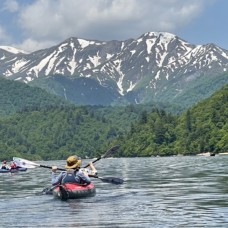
[53,182,96,200]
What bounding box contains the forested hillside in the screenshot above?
[114,84,228,157]
[0,78,227,160]
[0,105,150,160]
[175,83,228,154]
[0,77,69,117]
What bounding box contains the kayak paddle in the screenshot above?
[13,145,124,185]
[59,185,69,201]
[13,157,66,171]
[13,145,120,171]
[83,145,120,168]
[90,175,124,185]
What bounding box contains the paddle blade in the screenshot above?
[83,145,120,168]
[36,186,53,196]
[59,185,69,201]
[99,176,124,185]
[13,157,39,169]
[102,145,120,158]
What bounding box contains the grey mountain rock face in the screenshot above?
[0,32,228,108]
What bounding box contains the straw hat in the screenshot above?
[65,155,82,169]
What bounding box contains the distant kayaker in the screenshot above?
[51,155,97,186]
[10,161,18,169]
[0,160,10,170]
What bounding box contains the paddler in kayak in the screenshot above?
[0,160,10,170]
[10,161,18,169]
[51,155,97,186]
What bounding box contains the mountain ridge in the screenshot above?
[0,31,227,108]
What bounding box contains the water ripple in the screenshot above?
[0,156,228,227]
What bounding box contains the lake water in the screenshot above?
[0,156,228,227]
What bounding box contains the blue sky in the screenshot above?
[0,0,227,52]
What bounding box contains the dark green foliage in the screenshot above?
[115,109,178,157]
[175,84,228,154]
[149,72,228,111]
[29,75,119,105]
[0,75,227,160]
[0,77,69,117]
[0,104,154,160]
[115,84,228,157]
[0,106,120,160]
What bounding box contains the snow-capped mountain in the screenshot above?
[0,46,27,60]
[0,32,228,107]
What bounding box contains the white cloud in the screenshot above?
[3,0,19,13]
[0,26,11,43]
[13,38,55,53]
[16,0,213,51]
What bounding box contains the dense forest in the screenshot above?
[0,76,227,161]
[0,105,148,160]
[115,84,228,156]
[0,77,69,117]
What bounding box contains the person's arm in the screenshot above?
[79,162,97,175]
[76,170,91,184]
[76,162,97,184]
[89,162,97,175]
[51,166,64,185]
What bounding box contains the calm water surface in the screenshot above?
[0,156,228,227]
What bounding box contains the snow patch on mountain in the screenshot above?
[0,46,27,54]
[45,52,59,75]
[106,53,114,59]
[146,39,154,54]
[66,48,77,75]
[11,59,29,74]
[88,54,101,67]
[127,81,137,92]
[29,54,53,76]
[77,39,102,48]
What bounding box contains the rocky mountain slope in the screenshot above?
[0,32,228,108]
